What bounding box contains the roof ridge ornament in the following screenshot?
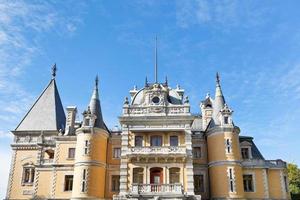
[52,63,57,79]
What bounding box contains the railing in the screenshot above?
[124,105,190,115]
[242,159,287,168]
[131,183,183,194]
[266,159,287,168]
[129,146,186,156]
[41,158,54,164]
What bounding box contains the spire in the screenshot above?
[88,76,106,129]
[213,72,226,124]
[15,68,65,131]
[155,36,158,83]
[52,63,57,79]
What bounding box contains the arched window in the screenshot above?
[133,168,144,184]
[169,168,180,184]
[22,163,35,185]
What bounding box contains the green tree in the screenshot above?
[287,163,300,194]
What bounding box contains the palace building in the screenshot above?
[5,65,290,200]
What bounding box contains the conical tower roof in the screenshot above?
[88,76,106,130]
[15,76,66,131]
[213,72,225,124]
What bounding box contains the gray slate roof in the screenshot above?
[15,79,66,131]
[239,136,265,160]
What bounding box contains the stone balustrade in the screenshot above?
[131,183,183,195]
[128,146,186,157]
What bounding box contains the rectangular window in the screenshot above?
[81,169,87,192]
[243,175,254,192]
[228,168,235,193]
[113,148,121,159]
[64,175,73,191]
[170,136,178,146]
[111,175,120,192]
[151,136,162,146]
[224,116,229,124]
[193,147,201,158]
[284,176,288,192]
[169,168,180,183]
[135,136,143,147]
[22,167,35,184]
[133,168,144,184]
[226,139,232,154]
[68,148,75,159]
[194,175,204,193]
[84,140,89,155]
[241,148,250,159]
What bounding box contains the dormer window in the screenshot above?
[241,147,251,159]
[152,96,160,104]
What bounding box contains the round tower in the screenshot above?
[71,77,108,200]
[206,73,245,199]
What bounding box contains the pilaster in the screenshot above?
[119,126,129,195]
[185,128,194,195]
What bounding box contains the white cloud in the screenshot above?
[0,1,87,198]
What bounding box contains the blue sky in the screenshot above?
[1,0,300,197]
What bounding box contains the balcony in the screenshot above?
[128,146,186,157]
[131,183,183,195]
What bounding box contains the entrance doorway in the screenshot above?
[150,167,163,192]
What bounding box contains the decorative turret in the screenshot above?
[71,77,109,200]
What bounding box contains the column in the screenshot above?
[147,167,150,184]
[166,166,169,184]
[185,127,195,195]
[163,167,166,184]
[119,126,129,195]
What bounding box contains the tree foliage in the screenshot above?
[287,163,300,194]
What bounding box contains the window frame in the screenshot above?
[22,165,35,185]
[111,175,120,192]
[194,174,204,193]
[133,168,144,184]
[68,148,75,159]
[170,136,179,147]
[243,174,254,192]
[135,136,143,147]
[113,147,121,159]
[150,135,162,147]
[192,147,202,159]
[64,175,74,191]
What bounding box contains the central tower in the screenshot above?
[117,78,197,200]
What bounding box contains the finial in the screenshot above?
[133,85,137,90]
[206,92,210,98]
[165,76,168,86]
[216,72,220,85]
[52,63,57,78]
[124,97,129,105]
[145,76,148,87]
[176,84,180,90]
[155,36,158,83]
[95,75,99,89]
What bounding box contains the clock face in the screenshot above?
[152,96,160,104]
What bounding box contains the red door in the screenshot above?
[150,168,163,192]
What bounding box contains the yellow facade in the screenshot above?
[5,73,291,200]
